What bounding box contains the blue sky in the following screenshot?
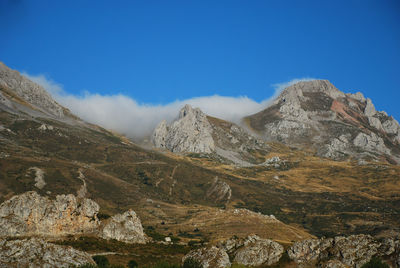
[1,0,400,137]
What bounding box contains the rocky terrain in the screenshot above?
[183,234,400,267]
[0,238,95,267]
[1,62,400,267]
[244,80,400,164]
[152,104,270,166]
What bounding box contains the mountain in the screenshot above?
[152,104,270,166]
[244,80,400,164]
[1,62,400,267]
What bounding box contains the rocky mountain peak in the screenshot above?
[152,104,215,153]
[0,62,65,118]
[245,80,400,164]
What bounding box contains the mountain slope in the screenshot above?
[244,80,400,164]
[152,104,270,166]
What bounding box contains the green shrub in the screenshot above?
[182,257,202,268]
[361,257,389,268]
[128,259,138,268]
[93,255,110,268]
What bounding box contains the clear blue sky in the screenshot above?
[1,0,400,119]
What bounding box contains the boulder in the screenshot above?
[182,246,231,268]
[100,209,147,244]
[0,238,94,267]
[0,191,100,237]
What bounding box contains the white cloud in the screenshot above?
[22,73,316,139]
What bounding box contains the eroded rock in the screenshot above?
[0,238,94,268]
[101,209,147,244]
[0,191,100,237]
[182,246,231,268]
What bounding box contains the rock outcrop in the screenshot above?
[226,235,284,266]
[0,191,100,237]
[0,238,94,268]
[288,234,398,268]
[182,246,231,268]
[100,209,147,244]
[0,62,65,118]
[206,177,232,204]
[152,104,270,166]
[244,80,400,163]
[152,104,215,153]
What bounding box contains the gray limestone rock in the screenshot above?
[100,209,147,244]
[353,132,390,154]
[0,238,94,267]
[0,191,100,237]
[288,234,386,268]
[232,235,284,266]
[152,105,215,153]
[182,246,231,268]
[206,177,232,204]
[0,62,65,118]
[364,98,377,116]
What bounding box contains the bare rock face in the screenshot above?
[206,177,232,204]
[182,246,231,268]
[0,191,100,237]
[231,235,284,266]
[152,104,215,153]
[288,235,387,268]
[0,238,94,267]
[353,132,390,155]
[288,237,333,264]
[101,209,147,244]
[0,62,65,118]
[244,80,400,163]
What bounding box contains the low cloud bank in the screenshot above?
[23,73,315,139]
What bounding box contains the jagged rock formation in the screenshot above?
[244,80,400,163]
[182,246,231,268]
[152,104,215,153]
[101,209,147,244]
[0,238,94,267]
[152,104,270,166]
[0,62,66,118]
[288,234,400,267]
[0,191,100,237]
[206,177,232,204]
[222,235,284,266]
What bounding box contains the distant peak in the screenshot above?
[279,79,345,100]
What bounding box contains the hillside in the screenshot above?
[1,62,400,267]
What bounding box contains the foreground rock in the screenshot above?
[0,191,100,237]
[288,234,399,267]
[0,238,94,267]
[182,246,231,268]
[221,235,284,266]
[101,209,147,244]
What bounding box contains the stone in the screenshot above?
[28,167,46,189]
[101,209,147,244]
[368,116,383,130]
[182,246,231,268]
[233,235,284,266]
[206,177,232,203]
[0,62,65,118]
[0,191,100,237]
[152,105,215,153]
[288,234,385,268]
[364,98,377,116]
[353,132,390,154]
[0,238,94,267]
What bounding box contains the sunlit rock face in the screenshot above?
[0,191,100,237]
[244,80,400,163]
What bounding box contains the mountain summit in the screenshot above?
[244,80,400,163]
